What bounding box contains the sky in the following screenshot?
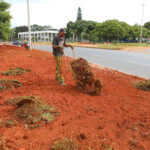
[4,0,150,29]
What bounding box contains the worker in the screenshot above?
[52,28,74,86]
[24,40,27,49]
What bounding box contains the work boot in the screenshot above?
[58,82,66,86]
[55,77,59,81]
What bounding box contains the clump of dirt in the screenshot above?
[0,79,22,92]
[9,96,59,128]
[52,137,78,150]
[2,67,31,76]
[134,79,150,91]
[70,58,102,95]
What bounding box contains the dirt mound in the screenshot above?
[70,58,102,95]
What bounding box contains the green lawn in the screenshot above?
[94,43,150,50]
[28,42,150,50]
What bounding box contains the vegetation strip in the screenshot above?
[2,67,31,76]
[134,80,150,91]
[0,79,22,92]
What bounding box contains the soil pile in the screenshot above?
[70,58,102,95]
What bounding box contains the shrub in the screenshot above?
[52,137,78,150]
[0,79,22,92]
[134,80,150,91]
[6,96,59,128]
[2,67,31,76]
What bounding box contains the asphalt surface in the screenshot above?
[32,45,150,79]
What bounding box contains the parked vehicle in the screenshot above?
[13,40,23,46]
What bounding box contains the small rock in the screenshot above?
[79,133,86,140]
[23,135,28,139]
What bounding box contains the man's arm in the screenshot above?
[64,43,74,49]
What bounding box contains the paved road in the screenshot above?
[32,45,150,79]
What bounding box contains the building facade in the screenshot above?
[18,30,59,42]
[18,30,85,42]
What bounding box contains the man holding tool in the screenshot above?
[52,28,74,86]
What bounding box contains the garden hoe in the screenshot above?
[63,47,76,82]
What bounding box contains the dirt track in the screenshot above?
[0,45,150,150]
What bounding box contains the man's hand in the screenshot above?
[58,45,64,51]
[71,46,75,58]
[70,45,74,49]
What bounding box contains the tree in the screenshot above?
[31,24,44,31]
[144,22,150,31]
[66,21,76,39]
[132,24,150,39]
[77,7,82,20]
[75,20,87,41]
[66,19,150,43]
[66,20,97,41]
[43,25,52,30]
[13,26,28,39]
[0,0,12,40]
[89,30,99,43]
[100,20,125,42]
[142,27,150,38]
[88,23,103,42]
[119,22,132,41]
[83,21,97,40]
[67,20,85,41]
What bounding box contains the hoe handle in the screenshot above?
[72,48,75,59]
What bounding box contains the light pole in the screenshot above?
[27,0,32,49]
[140,4,145,43]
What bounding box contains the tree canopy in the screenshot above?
[66,19,150,43]
[13,25,28,39]
[144,22,150,31]
[0,0,12,40]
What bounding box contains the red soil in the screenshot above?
[0,45,150,150]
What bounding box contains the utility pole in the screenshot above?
[140,4,145,43]
[27,0,32,49]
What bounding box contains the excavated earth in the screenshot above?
[0,45,150,150]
